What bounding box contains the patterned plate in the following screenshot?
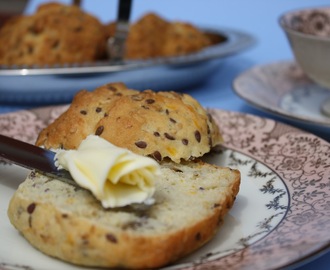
[233,61,330,128]
[0,106,329,270]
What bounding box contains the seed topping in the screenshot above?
[152,151,162,161]
[95,126,104,136]
[27,203,36,214]
[195,130,201,143]
[182,139,189,145]
[164,133,175,140]
[135,141,147,149]
[106,233,118,243]
[145,99,155,104]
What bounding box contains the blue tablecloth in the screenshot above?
[1,0,329,269]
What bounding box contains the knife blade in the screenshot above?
[0,134,76,186]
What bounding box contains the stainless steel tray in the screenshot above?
[0,27,254,104]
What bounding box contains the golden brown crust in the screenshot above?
[104,12,212,59]
[8,198,226,268]
[36,82,223,163]
[125,13,170,59]
[8,161,240,269]
[161,22,211,57]
[0,2,106,65]
[0,6,217,65]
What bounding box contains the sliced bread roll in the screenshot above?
[7,160,240,269]
[35,82,222,163]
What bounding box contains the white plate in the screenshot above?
[233,61,330,128]
[0,106,329,269]
[0,27,254,104]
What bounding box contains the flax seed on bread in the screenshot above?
[35,82,222,163]
[7,160,240,269]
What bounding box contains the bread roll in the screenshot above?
[36,82,223,163]
[104,12,212,59]
[0,2,106,65]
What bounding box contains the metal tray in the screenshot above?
[0,27,254,104]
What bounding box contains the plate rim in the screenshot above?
[0,106,329,270]
[232,60,330,128]
[207,107,330,269]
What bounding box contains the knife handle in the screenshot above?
[0,134,57,173]
[118,0,132,22]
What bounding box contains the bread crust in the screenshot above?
[0,2,106,65]
[0,4,217,65]
[35,82,223,163]
[8,161,240,269]
[104,12,212,60]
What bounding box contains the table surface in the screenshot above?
[1,0,330,269]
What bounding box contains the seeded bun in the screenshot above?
[104,12,212,59]
[0,2,106,66]
[8,160,240,269]
[35,82,222,163]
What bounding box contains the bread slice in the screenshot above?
[7,160,240,269]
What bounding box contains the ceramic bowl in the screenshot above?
[279,6,330,89]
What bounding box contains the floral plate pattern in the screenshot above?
[0,106,329,270]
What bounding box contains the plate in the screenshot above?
[0,27,254,104]
[0,106,329,269]
[233,61,330,127]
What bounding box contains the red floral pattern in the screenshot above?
[207,109,330,269]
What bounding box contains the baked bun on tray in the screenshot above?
[36,82,222,163]
[104,12,213,60]
[0,2,106,66]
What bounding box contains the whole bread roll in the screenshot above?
[8,160,240,269]
[36,82,222,163]
[104,12,212,59]
[0,2,106,66]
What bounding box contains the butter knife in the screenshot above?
[107,0,132,60]
[0,134,75,185]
